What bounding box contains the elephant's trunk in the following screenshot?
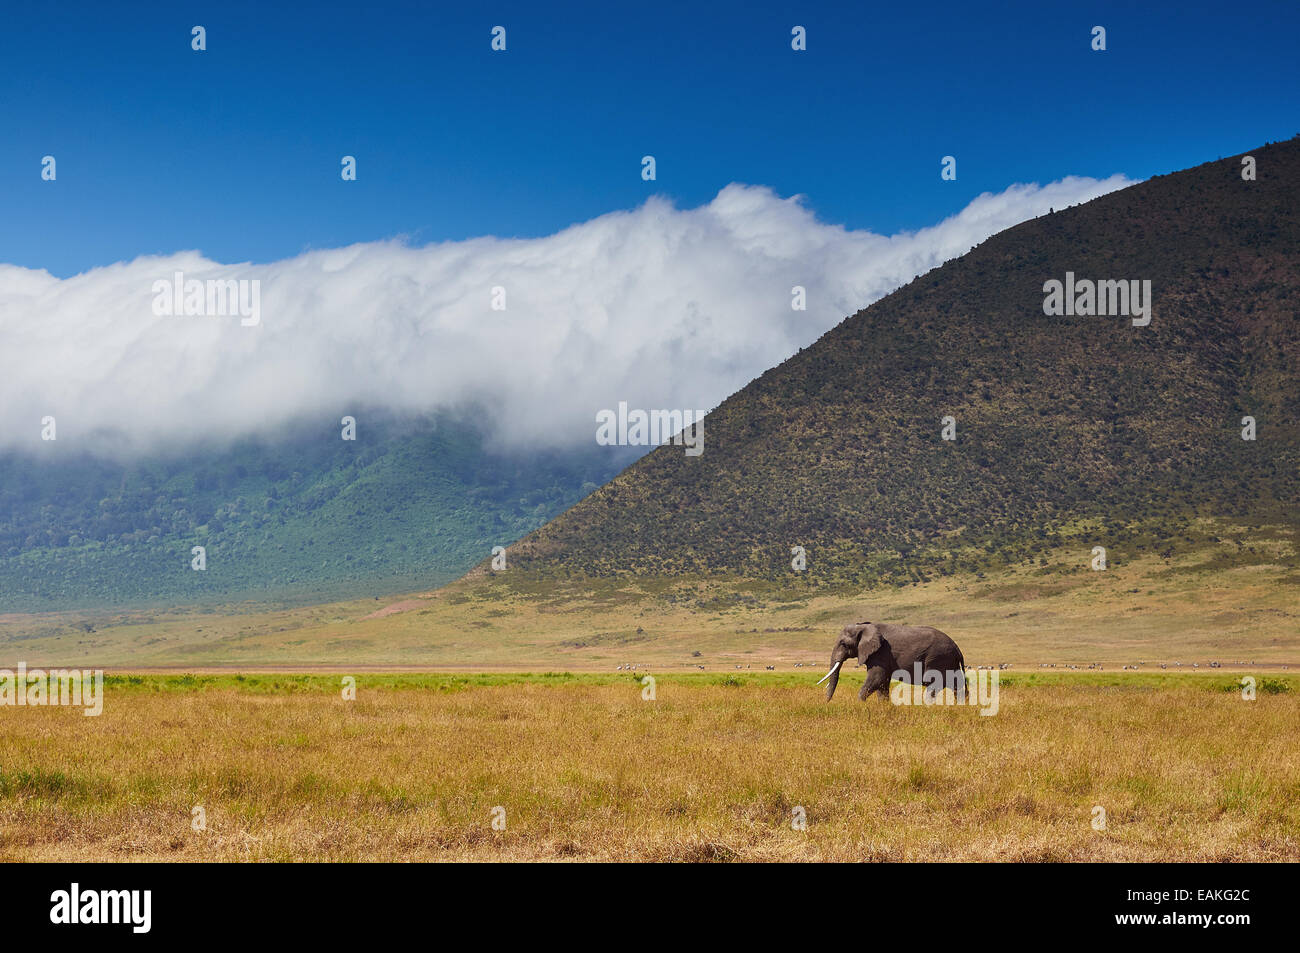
[818,659,843,701]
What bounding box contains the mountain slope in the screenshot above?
[0,414,622,610]
[506,139,1300,584]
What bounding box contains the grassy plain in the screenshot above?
[1,531,1294,862]
[0,671,1295,861]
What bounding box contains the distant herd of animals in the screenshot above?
[610,621,1286,688]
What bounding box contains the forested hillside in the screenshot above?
[0,413,621,609]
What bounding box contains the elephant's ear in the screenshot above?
[856,625,884,666]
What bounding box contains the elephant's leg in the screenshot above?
[858,666,890,701]
[947,668,967,704]
[924,669,951,703]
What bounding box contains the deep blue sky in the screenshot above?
[3,0,1296,277]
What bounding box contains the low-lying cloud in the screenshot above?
[0,176,1132,457]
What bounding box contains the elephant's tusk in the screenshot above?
[815,660,843,686]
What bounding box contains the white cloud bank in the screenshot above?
[0,176,1132,456]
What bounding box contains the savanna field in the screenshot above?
[2,533,1298,862]
[1,671,1296,862]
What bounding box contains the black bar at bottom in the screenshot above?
[2,861,1283,939]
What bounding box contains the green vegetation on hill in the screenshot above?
[506,139,1300,585]
[0,414,622,610]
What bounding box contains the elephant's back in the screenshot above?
[882,623,953,642]
[881,624,962,656]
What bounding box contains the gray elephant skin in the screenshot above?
[817,622,966,701]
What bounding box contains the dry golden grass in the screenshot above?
[1,673,1296,861]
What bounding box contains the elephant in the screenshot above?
[816,622,966,702]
